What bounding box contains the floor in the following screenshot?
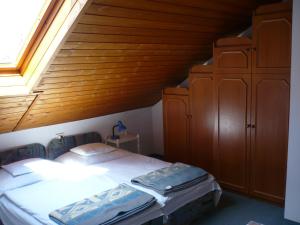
[192,191,299,225]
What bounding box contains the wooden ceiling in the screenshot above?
[0,0,280,133]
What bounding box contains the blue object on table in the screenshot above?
[111,121,127,140]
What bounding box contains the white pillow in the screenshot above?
[56,149,132,165]
[0,169,43,196]
[2,158,44,176]
[70,143,116,156]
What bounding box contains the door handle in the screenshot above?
[246,124,251,128]
[251,124,256,129]
[186,115,192,119]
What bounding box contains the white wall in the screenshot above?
[284,0,300,222]
[0,107,154,155]
[151,101,164,155]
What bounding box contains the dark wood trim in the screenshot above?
[13,94,41,131]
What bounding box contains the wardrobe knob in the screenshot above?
[251,124,256,129]
[186,115,192,119]
[246,124,251,128]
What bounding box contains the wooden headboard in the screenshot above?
[47,132,102,160]
[0,143,46,166]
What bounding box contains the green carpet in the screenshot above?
[192,191,299,225]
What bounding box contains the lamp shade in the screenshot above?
[116,121,127,132]
[111,121,127,140]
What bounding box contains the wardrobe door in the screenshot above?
[214,37,252,74]
[163,90,191,164]
[189,74,214,172]
[250,75,289,204]
[252,4,292,74]
[214,75,251,193]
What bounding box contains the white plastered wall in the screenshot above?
[284,0,300,222]
[0,107,154,155]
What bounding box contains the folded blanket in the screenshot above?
[131,163,208,196]
[49,184,156,225]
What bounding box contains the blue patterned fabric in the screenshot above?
[47,132,101,159]
[49,183,156,225]
[0,143,46,166]
[131,163,208,196]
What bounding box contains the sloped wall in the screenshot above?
[1,0,269,134]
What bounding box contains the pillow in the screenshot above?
[0,169,43,196]
[1,158,49,177]
[70,143,116,156]
[56,149,132,165]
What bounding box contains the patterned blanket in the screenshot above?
[131,163,208,196]
[49,184,156,225]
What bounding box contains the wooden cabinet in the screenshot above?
[213,38,252,193]
[162,2,291,204]
[252,2,292,74]
[163,88,191,164]
[213,74,251,194]
[163,67,214,172]
[250,75,290,203]
[213,4,291,203]
[214,37,252,74]
[213,73,290,203]
[189,66,214,172]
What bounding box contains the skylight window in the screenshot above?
[0,0,51,68]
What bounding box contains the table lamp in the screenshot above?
[111,121,127,139]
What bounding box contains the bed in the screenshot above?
[0,132,221,225]
[0,143,47,225]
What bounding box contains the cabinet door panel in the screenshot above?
[214,76,251,193]
[214,47,251,74]
[250,76,289,203]
[253,12,291,74]
[163,94,190,164]
[189,74,214,173]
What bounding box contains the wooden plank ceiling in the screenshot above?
[0,0,279,133]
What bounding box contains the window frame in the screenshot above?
[0,0,91,96]
[0,0,63,76]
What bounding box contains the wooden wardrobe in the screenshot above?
[163,66,214,173]
[163,2,291,204]
[163,87,192,165]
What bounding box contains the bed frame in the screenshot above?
[0,143,46,166]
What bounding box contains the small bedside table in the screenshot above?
[105,133,140,154]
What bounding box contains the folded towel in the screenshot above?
[49,184,156,225]
[131,162,208,196]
